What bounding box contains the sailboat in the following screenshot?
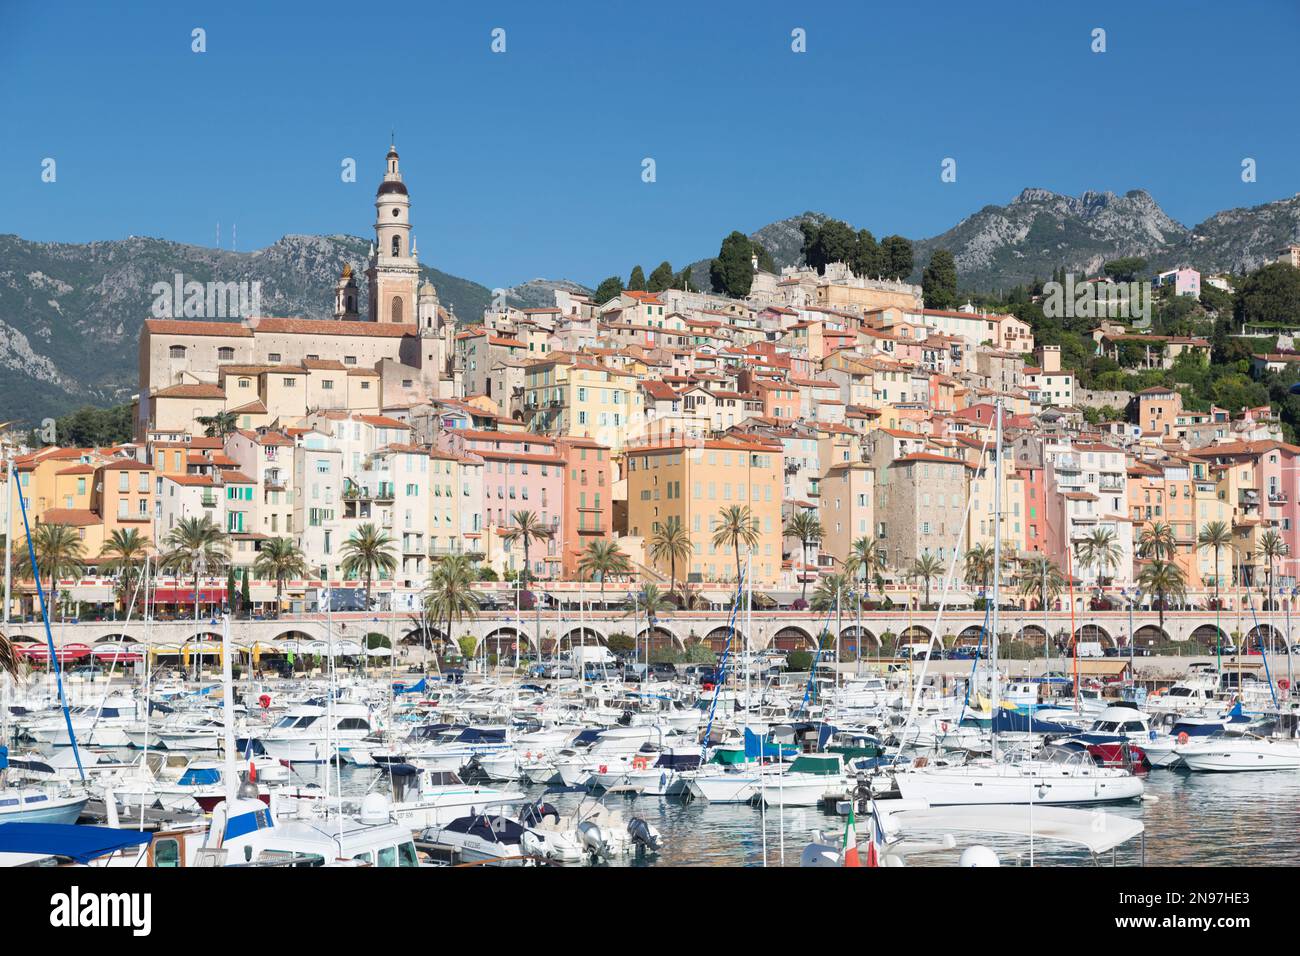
[890,399,1144,807]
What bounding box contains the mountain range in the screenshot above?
[2,188,1298,425]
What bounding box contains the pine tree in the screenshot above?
[922,249,958,309]
[647,261,674,292]
[880,235,914,280]
[593,276,624,303]
[709,231,757,297]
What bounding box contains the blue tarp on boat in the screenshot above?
[991,708,1083,736]
[0,823,151,863]
[743,727,798,759]
[393,678,427,694]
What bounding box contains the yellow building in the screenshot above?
[525,357,642,451]
[625,437,784,586]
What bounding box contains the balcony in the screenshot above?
[200,495,217,508]
[1239,489,1260,508]
[1268,491,1288,505]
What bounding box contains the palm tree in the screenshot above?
[1017,554,1064,610]
[578,539,632,609]
[783,511,824,605]
[1257,529,1289,613]
[99,528,150,616]
[1077,527,1122,587]
[252,536,309,616]
[0,630,23,684]
[810,572,853,612]
[424,554,479,660]
[1138,521,1176,562]
[160,515,229,622]
[648,518,691,602]
[196,410,238,439]
[338,523,397,611]
[845,535,885,603]
[1197,520,1233,608]
[503,510,553,585]
[909,553,945,607]
[18,523,86,619]
[963,543,995,596]
[712,505,760,585]
[1138,559,1187,636]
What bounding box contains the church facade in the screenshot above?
[136,145,458,439]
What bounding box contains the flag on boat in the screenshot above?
[842,805,860,867]
[866,800,885,868]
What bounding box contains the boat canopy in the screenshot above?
[787,754,842,775]
[0,823,151,864]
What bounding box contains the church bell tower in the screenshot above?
[366,143,419,324]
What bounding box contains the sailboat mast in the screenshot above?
[990,398,1003,761]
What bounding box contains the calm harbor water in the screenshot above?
[286,762,1300,867]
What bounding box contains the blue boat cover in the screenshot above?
[393,678,427,694]
[991,708,1083,736]
[177,767,221,786]
[743,727,798,759]
[0,823,150,863]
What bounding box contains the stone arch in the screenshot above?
[1015,624,1048,644]
[558,626,607,650]
[1246,623,1284,651]
[272,628,317,644]
[93,632,140,644]
[1132,624,1167,648]
[1074,623,1115,647]
[899,625,931,643]
[635,624,682,651]
[957,625,987,645]
[479,625,535,656]
[1189,623,1229,651]
[702,626,742,653]
[839,625,879,653]
[771,625,818,651]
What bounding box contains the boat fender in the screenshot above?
[1177,732,1189,745]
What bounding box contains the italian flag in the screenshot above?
[843,806,861,867]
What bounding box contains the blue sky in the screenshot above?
[2,0,1297,289]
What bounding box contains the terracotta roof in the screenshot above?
[144,319,252,337]
[41,508,100,526]
[250,318,414,337]
[153,383,226,399]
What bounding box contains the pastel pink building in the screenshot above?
[435,428,565,578]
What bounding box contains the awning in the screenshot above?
[150,588,227,603]
[92,647,144,663]
[0,823,151,864]
[695,590,733,605]
[16,643,92,661]
[1071,659,1131,676]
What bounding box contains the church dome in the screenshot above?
[377,180,408,197]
